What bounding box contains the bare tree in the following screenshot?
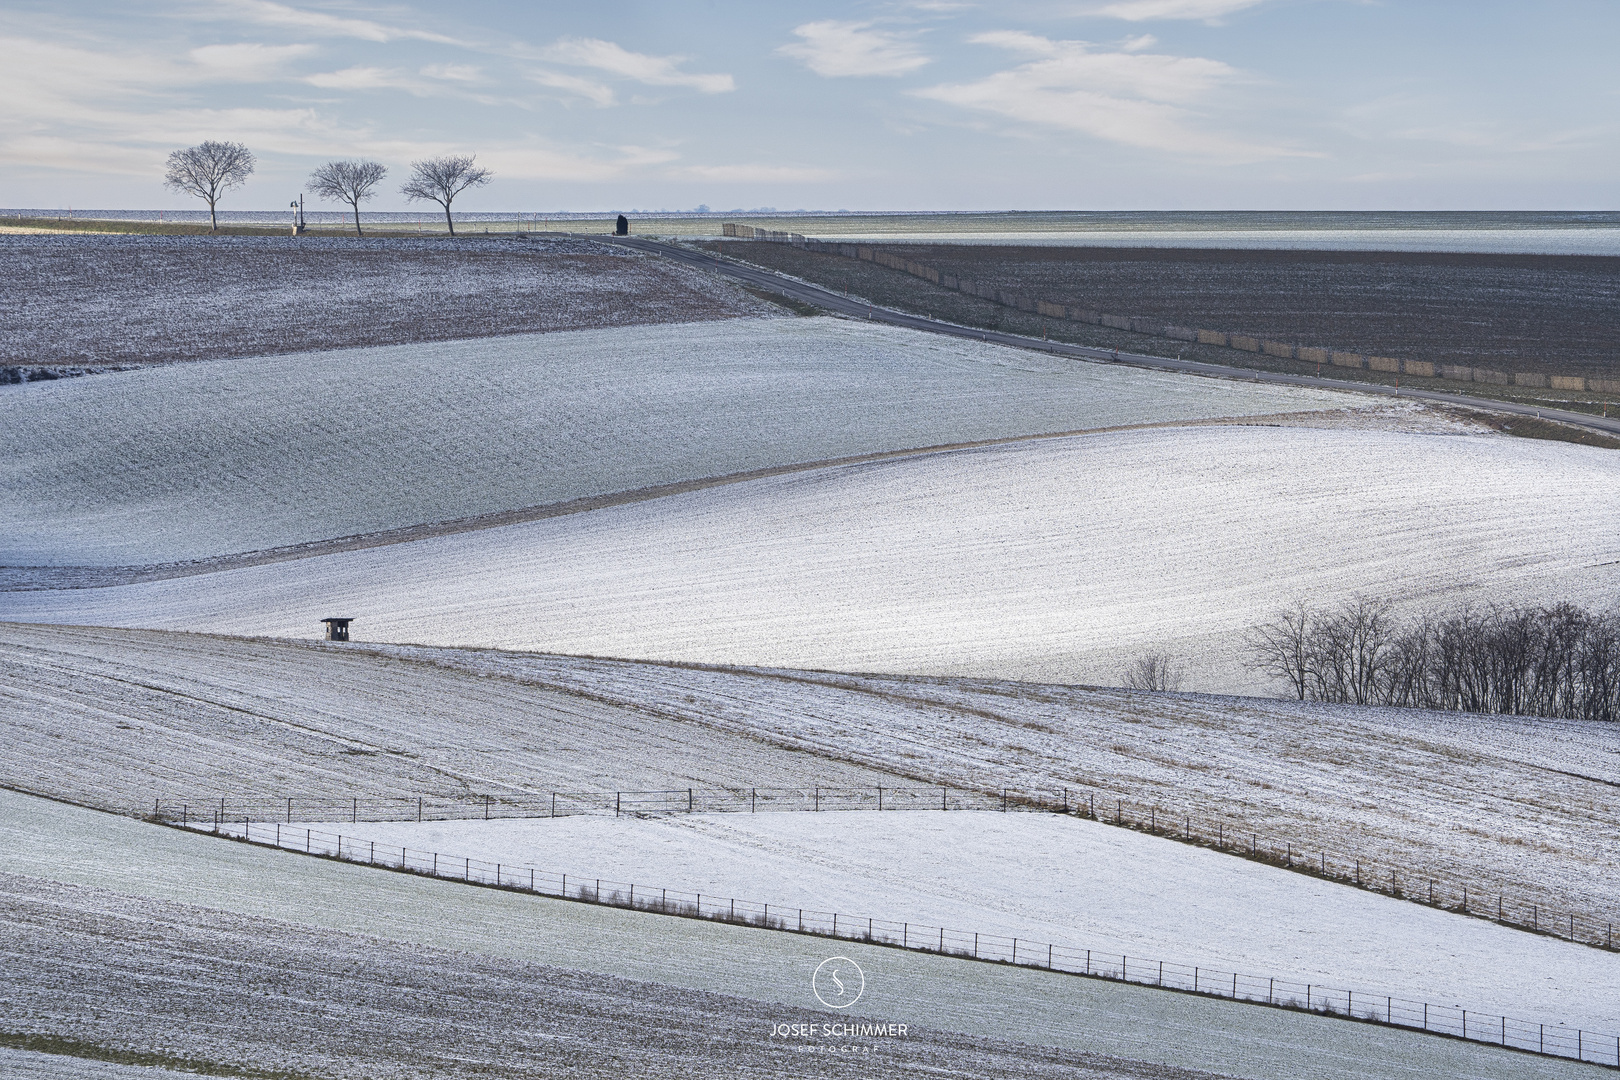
[400,154,492,236]
[1243,596,1620,722]
[164,141,256,231]
[308,160,388,237]
[1122,652,1184,692]
[1245,603,1314,700]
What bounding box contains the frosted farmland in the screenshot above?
[12,425,1616,693]
[4,623,1617,934]
[0,233,777,373]
[0,790,1593,1080]
[278,810,1620,1035]
[0,316,1360,566]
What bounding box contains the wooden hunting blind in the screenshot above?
[321,617,353,642]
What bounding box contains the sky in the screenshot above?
[2,0,1616,213]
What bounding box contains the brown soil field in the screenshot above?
[703,242,1620,380]
[0,234,775,377]
[891,246,1620,379]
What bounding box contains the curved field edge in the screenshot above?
[0,794,1597,1080]
[0,316,1367,566]
[2,622,1615,937]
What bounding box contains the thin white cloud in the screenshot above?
[778,21,931,78]
[1086,0,1267,21]
[526,68,617,107]
[211,0,464,45]
[1121,34,1158,51]
[671,163,840,182]
[536,38,734,93]
[421,64,482,83]
[188,42,317,80]
[914,32,1313,162]
[306,66,417,92]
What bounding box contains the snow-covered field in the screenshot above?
[275,810,1620,1034]
[12,425,1616,694]
[1,316,1364,567]
[0,790,1594,1080]
[4,624,1616,935]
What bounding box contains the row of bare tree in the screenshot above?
[1246,597,1620,722]
[162,141,492,236]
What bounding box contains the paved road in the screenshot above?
[607,235,1620,440]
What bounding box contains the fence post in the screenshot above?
[751,788,756,813]
[688,788,694,812]
[551,792,555,818]
[815,787,820,811]
[616,792,620,817]
[484,796,490,821]
[878,786,883,811]
[417,797,422,822]
[288,797,293,823]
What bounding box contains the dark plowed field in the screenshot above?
[0,234,774,376]
[715,243,1620,379]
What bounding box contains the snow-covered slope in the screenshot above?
[1,316,1358,566]
[11,426,1616,694]
[275,810,1620,1035]
[4,624,1616,934]
[0,790,1596,1080]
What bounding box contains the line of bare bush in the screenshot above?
[1246,597,1620,721]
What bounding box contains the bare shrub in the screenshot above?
[1123,652,1183,692]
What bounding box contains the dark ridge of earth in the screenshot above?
[725,242,1620,379]
[0,233,776,371]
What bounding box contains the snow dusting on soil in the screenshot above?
[12,426,1614,694]
[1,317,1363,566]
[0,791,1595,1080]
[277,810,1620,1034]
[3,624,1615,945]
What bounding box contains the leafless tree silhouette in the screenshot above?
[400,155,492,236]
[309,160,389,236]
[164,141,256,231]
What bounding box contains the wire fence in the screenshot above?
[152,785,1620,955]
[194,817,1620,1070]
